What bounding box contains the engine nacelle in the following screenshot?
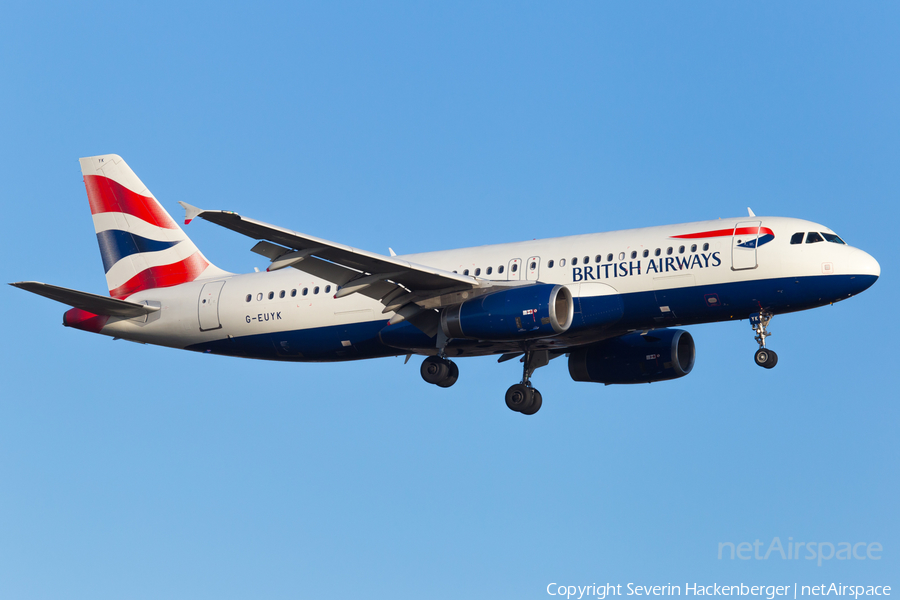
[441,284,573,341]
[568,329,695,384]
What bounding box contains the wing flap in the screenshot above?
[10,282,160,318]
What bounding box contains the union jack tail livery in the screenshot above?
[80,154,228,299]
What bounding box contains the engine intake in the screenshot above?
[441,284,573,341]
[568,329,695,384]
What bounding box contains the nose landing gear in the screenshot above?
[751,311,778,369]
[505,349,548,415]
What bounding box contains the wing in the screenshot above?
[180,203,520,336]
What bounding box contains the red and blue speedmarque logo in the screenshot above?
[672,226,775,249]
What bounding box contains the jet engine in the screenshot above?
[440,284,573,341]
[568,329,695,384]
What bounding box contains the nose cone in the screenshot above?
[847,248,880,295]
[856,250,881,278]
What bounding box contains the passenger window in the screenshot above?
[643,249,649,258]
[583,256,589,264]
[498,265,505,274]
[291,289,297,297]
[268,291,274,300]
[691,244,697,252]
[463,269,469,276]
[572,257,578,266]
[512,263,518,272]
[279,290,285,298]
[822,232,845,244]
[257,293,263,301]
[790,232,804,245]
[678,246,685,254]
[806,232,824,244]
[666,247,673,255]
[654,248,661,257]
[606,253,613,262]
[547,261,553,269]
[474,268,481,276]
[245,294,252,302]
[302,288,308,296]
[703,243,709,251]
[487,266,493,274]
[595,255,601,263]
[630,251,637,259]
[314,286,320,294]
[325,285,331,293]
[618,252,625,260]
[530,261,536,270]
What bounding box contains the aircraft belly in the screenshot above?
[185,319,399,361]
[112,272,873,362]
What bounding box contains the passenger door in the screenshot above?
[198,281,226,331]
[732,221,761,270]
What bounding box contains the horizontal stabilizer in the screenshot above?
[10,281,160,318]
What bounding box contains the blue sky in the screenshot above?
[1,2,897,599]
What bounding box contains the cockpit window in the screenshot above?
[790,232,804,245]
[806,232,824,244]
[821,232,845,244]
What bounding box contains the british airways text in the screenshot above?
[572,252,722,282]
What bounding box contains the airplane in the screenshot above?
[11,154,880,415]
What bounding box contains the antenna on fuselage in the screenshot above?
[747,207,756,217]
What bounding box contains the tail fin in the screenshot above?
[80,154,229,299]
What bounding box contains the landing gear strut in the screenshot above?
[505,350,548,415]
[420,356,459,387]
[750,311,778,369]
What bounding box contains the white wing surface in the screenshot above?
[180,203,502,335]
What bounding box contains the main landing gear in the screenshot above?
[505,350,549,416]
[750,311,778,369]
[420,356,459,388]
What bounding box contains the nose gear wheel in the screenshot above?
[750,311,778,369]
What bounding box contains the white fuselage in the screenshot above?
[90,216,880,361]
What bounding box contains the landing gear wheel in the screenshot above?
[750,311,778,370]
[520,389,542,415]
[754,348,778,369]
[505,383,534,413]
[421,356,450,384]
[436,360,459,388]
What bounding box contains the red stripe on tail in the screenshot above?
[109,252,209,299]
[84,175,179,230]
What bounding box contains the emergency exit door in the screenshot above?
[526,257,540,280]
